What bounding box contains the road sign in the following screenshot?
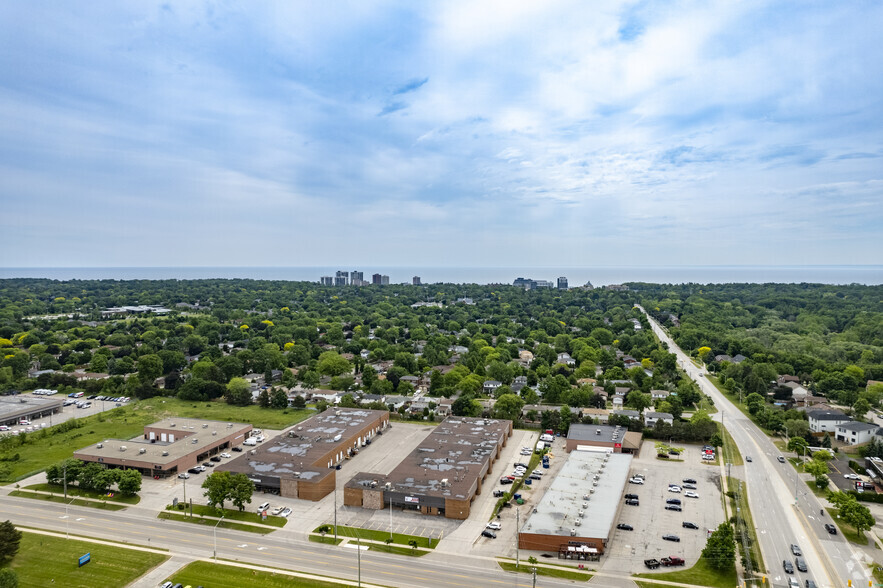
[78,552,91,567]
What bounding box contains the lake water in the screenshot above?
[1,266,881,285]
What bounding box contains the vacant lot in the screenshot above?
[3,531,167,588]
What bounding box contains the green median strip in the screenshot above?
[24,483,141,504]
[158,511,275,534]
[308,534,342,545]
[165,560,366,588]
[10,490,127,511]
[498,561,592,581]
[313,524,435,549]
[634,558,737,588]
[165,503,287,527]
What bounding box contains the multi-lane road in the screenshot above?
[640,305,873,588]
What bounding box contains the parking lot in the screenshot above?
[601,440,727,574]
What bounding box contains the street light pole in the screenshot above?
[516,507,520,569]
[357,536,361,587]
[334,482,338,543]
[213,515,225,560]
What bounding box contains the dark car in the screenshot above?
[665,504,682,512]
[515,462,529,469]
[210,456,222,462]
[202,461,214,467]
[625,498,639,506]
[682,478,697,484]
[500,478,514,485]
[624,494,639,500]
[662,534,680,542]
[805,580,818,588]
[682,521,699,529]
[187,467,201,474]
[746,456,753,462]
[616,523,633,531]
[666,498,682,505]
[493,490,505,497]
[824,523,837,534]
[795,557,807,572]
[790,544,802,556]
[232,446,243,452]
[783,560,794,574]
[481,530,497,539]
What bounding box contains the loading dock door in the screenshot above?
[160,433,167,442]
[149,432,155,441]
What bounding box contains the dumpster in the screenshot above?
[525,479,532,485]
[516,498,525,505]
[513,493,522,500]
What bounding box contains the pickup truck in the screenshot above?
[644,559,661,569]
[661,557,685,566]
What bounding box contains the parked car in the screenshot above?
[500,478,513,485]
[220,452,231,458]
[187,468,201,474]
[683,483,697,489]
[684,491,699,498]
[629,477,644,484]
[271,506,284,516]
[616,523,633,531]
[661,557,685,567]
[668,486,681,493]
[625,494,639,500]
[844,473,861,480]
[486,522,502,530]
[665,504,682,512]
[790,544,802,556]
[280,508,292,518]
[682,521,698,529]
[177,473,189,479]
[232,446,243,452]
[481,530,497,539]
[682,478,697,484]
[515,462,529,469]
[625,499,639,506]
[202,461,214,468]
[666,498,681,505]
[210,456,221,462]
[662,534,680,542]
[824,523,837,534]
[783,560,794,574]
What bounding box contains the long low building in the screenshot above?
[565,423,641,454]
[344,416,512,519]
[0,395,63,427]
[74,418,253,477]
[218,408,389,501]
[518,449,632,556]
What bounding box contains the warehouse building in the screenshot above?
[218,408,389,501]
[74,418,252,477]
[565,423,642,454]
[518,450,632,556]
[344,416,512,519]
[0,395,63,428]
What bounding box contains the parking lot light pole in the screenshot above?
[213,515,224,560]
[516,508,520,569]
[334,482,338,542]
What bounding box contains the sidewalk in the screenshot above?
[127,554,191,588]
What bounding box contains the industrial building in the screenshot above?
[0,395,63,428]
[344,416,512,519]
[518,450,633,556]
[73,418,252,477]
[218,408,389,501]
[564,423,642,454]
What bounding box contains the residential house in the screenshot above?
[436,398,453,417]
[399,375,419,388]
[310,391,344,404]
[576,378,597,387]
[777,375,800,385]
[612,409,639,421]
[644,412,674,427]
[650,390,671,400]
[714,354,732,363]
[384,395,409,412]
[835,422,879,445]
[614,387,631,398]
[807,409,851,433]
[612,396,624,409]
[580,408,610,423]
[519,350,534,365]
[358,394,386,406]
[785,383,809,403]
[483,380,502,395]
[556,353,576,367]
[408,400,430,415]
[511,375,528,394]
[731,354,747,363]
[360,349,370,360]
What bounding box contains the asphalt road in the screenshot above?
[639,306,872,588]
[0,496,575,588]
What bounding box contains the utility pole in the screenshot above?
[63,463,67,500]
[516,507,520,569]
[532,566,537,588]
[389,496,393,542]
[334,482,338,542]
[213,515,224,560]
[357,536,361,587]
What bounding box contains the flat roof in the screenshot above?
[219,408,387,484]
[0,396,63,418]
[520,450,632,540]
[347,416,510,501]
[566,423,629,444]
[75,418,251,464]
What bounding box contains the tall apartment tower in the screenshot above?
[351,271,364,286]
[381,275,390,285]
[412,276,421,285]
[320,276,333,286]
[557,276,568,290]
[372,273,382,285]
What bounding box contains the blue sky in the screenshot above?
[1,1,881,268]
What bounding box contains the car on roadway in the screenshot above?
[787,578,799,588]
[790,544,802,556]
[685,491,699,499]
[805,580,818,588]
[682,521,699,529]
[783,560,794,574]
[746,456,752,462]
[616,523,633,531]
[795,557,807,572]
[177,473,189,479]
[662,534,680,542]
[844,473,861,480]
[486,522,502,530]
[824,523,837,534]
[481,530,497,539]
[778,456,786,463]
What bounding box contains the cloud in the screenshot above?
[393,77,429,95]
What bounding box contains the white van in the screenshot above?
[257,502,270,512]
[243,437,257,446]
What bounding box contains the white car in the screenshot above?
[685,491,699,498]
[668,486,682,493]
[486,521,502,530]
[280,508,292,518]
[844,473,861,480]
[271,506,285,516]
[629,477,644,484]
[255,435,266,443]
[178,473,189,479]
[220,452,231,458]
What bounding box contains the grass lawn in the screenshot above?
[2,531,167,588]
[10,490,126,511]
[367,543,428,557]
[166,503,286,527]
[0,398,314,484]
[635,582,690,588]
[158,511,275,534]
[308,534,342,545]
[25,482,140,504]
[719,425,743,466]
[634,558,737,588]
[826,507,869,545]
[167,560,350,588]
[498,561,591,581]
[805,479,830,497]
[313,524,434,548]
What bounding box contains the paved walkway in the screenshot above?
[127,554,190,588]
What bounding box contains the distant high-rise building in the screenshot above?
[352,270,363,282]
[335,270,349,286]
[320,276,333,286]
[413,276,421,285]
[372,273,382,285]
[534,280,554,289]
[381,275,390,286]
[557,277,568,290]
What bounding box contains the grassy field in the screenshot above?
[158,511,275,534]
[498,561,592,581]
[166,560,350,588]
[26,482,140,504]
[313,524,435,548]
[0,398,314,484]
[634,558,737,588]
[166,503,287,527]
[10,490,127,511]
[1,531,167,588]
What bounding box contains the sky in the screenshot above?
[1,1,882,268]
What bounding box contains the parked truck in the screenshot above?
[644,559,661,569]
[661,557,685,567]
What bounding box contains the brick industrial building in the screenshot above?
[564,423,642,454]
[74,418,253,478]
[344,416,512,519]
[218,408,389,501]
[0,395,63,428]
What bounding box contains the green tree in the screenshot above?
[559,405,573,434]
[852,397,871,421]
[316,351,351,377]
[257,389,271,408]
[701,522,735,571]
[805,458,829,489]
[203,471,233,510]
[0,568,18,588]
[493,394,525,422]
[745,393,765,416]
[840,499,875,536]
[452,395,481,417]
[229,473,255,512]
[0,520,22,562]
[137,353,164,382]
[291,395,306,409]
[117,469,142,495]
[270,388,288,409]
[787,437,809,454]
[625,390,652,415]
[225,377,252,406]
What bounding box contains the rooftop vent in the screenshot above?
[202,424,208,429]
[139,448,146,454]
[170,423,176,427]
[212,431,217,436]
[96,443,103,449]
[583,494,589,500]
[595,429,601,435]
[162,450,168,456]
[441,478,449,487]
[578,510,585,517]
[119,446,127,452]
[192,439,198,444]
[575,519,581,526]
